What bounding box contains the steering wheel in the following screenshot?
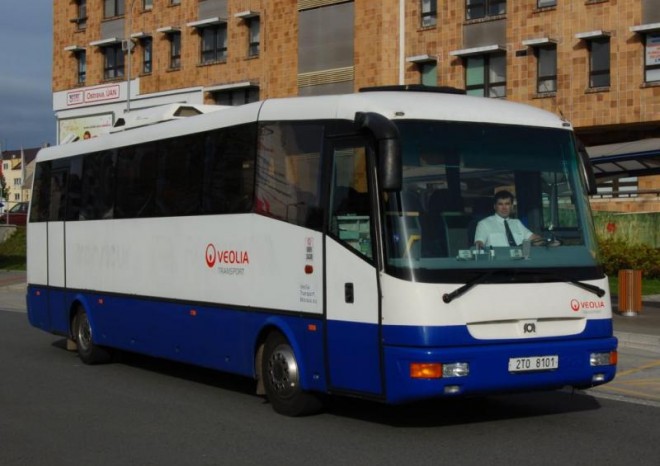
[532,238,562,247]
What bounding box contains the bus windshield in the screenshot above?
[383,120,601,283]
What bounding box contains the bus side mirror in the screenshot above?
[577,140,597,195]
[354,112,402,192]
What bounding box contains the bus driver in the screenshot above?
[474,190,541,248]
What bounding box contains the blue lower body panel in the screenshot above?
[25,285,328,391]
[27,285,617,405]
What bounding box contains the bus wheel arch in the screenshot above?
[259,329,323,416]
[70,302,112,365]
[253,321,300,393]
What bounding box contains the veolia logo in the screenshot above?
[205,243,250,269]
[206,244,217,268]
[570,298,605,312]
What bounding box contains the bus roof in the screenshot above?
[37,91,571,162]
[260,91,571,130]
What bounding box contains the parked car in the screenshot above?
[1,202,28,226]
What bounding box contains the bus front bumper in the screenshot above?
[383,337,618,404]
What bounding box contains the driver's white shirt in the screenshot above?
[474,214,533,247]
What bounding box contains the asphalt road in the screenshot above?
[1,309,659,466]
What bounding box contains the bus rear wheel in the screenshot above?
[72,306,112,365]
[262,332,323,416]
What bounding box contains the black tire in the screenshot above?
[261,332,323,416]
[72,306,112,365]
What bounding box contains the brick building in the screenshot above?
[52,0,659,211]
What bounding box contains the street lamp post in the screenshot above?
[125,0,139,113]
[399,0,405,85]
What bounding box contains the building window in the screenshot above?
[421,0,437,27]
[104,0,124,18]
[142,37,152,73]
[14,178,22,186]
[588,38,610,88]
[466,0,506,20]
[75,0,87,30]
[168,32,181,69]
[465,53,506,97]
[644,33,660,83]
[420,62,437,86]
[103,44,124,79]
[212,87,260,106]
[200,25,228,64]
[170,0,181,5]
[248,17,260,57]
[143,0,153,10]
[536,46,557,93]
[537,0,556,7]
[76,51,86,84]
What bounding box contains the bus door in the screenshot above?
[325,139,383,396]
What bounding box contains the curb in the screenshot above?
[614,331,660,354]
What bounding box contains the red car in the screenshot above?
[1,202,28,226]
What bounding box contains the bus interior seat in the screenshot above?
[422,189,469,257]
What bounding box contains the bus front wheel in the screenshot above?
[262,332,323,416]
[72,306,112,365]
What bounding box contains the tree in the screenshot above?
[0,162,9,203]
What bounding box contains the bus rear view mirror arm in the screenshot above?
[354,112,402,192]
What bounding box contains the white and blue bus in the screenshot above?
[27,87,617,415]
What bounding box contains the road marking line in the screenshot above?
[613,379,660,387]
[616,360,660,377]
[595,385,660,402]
[587,390,660,408]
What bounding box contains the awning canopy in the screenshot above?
[586,138,660,180]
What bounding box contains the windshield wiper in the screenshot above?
[441,270,606,304]
[545,273,606,297]
[443,271,496,304]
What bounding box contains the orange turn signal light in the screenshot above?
[410,362,442,379]
[610,350,618,365]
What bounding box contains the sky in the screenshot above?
[0,0,55,151]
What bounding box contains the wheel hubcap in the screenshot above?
[267,344,299,398]
[77,313,92,351]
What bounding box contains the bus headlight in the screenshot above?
[590,351,617,367]
[443,362,470,378]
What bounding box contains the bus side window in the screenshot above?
[255,122,324,230]
[156,135,203,216]
[202,124,257,215]
[80,151,116,220]
[30,162,52,222]
[115,144,158,218]
[66,156,83,221]
[46,158,74,222]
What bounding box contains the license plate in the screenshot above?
[508,355,559,373]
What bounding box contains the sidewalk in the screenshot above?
[612,294,660,353]
[2,271,659,352]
